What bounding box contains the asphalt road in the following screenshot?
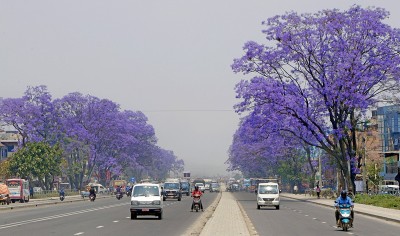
[0,192,218,236]
[233,191,400,236]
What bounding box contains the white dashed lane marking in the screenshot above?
[74,232,84,235]
[96,226,104,228]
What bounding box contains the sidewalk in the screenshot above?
[199,191,253,236]
[0,194,111,211]
[281,192,400,224]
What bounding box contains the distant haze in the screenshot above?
[1,0,399,177]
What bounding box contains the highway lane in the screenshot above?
[233,191,400,236]
[0,191,218,236]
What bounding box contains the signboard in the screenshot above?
[183,172,190,178]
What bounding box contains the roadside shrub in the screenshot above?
[354,194,400,210]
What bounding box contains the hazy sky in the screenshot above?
[1,1,399,177]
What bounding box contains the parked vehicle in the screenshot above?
[6,178,30,203]
[256,182,280,210]
[130,183,163,220]
[33,187,43,193]
[0,183,11,205]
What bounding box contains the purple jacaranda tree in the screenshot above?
[54,92,183,187]
[1,86,184,189]
[0,86,59,145]
[232,6,400,193]
[228,114,316,190]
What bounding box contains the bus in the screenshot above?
[6,178,30,203]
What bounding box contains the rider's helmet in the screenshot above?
[340,190,347,199]
[195,186,199,191]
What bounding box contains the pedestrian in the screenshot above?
[293,185,298,195]
[316,184,321,199]
[29,186,33,198]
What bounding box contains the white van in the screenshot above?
[256,182,280,210]
[88,183,109,194]
[130,183,163,220]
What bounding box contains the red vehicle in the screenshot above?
[6,178,30,203]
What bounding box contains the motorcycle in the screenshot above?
[337,203,353,231]
[116,192,123,200]
[192,194,201,212]
[89,194,96,202]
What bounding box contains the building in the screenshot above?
[376,105,400,181]
[0,130,18,161]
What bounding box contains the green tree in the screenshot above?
[0,159,11,180]
[8,142,63,190]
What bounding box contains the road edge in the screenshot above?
[237,199,259,236]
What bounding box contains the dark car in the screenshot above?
[162,182,182,201]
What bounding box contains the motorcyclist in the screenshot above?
[59,188,65,198]
[116,185,122,194]
[191,186,204,212]
[89,186,96,199]
[335,190,354,227]
[126,185,131,196]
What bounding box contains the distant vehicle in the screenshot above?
[130,183,163,220]
[210,183,220,192]
[111,179,127,194]
[180,181,191,196]
[6,178,30,203]
[195,183,205,193]
[204,183,210,190]
[192,178,205,187]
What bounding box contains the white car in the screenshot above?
[33,187,43,193]
[130,183,163,220]
[195,183,205,192]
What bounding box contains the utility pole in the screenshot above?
[318,155,322,188]
[362,137,367,193]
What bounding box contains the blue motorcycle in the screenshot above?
[337,204,352,231]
